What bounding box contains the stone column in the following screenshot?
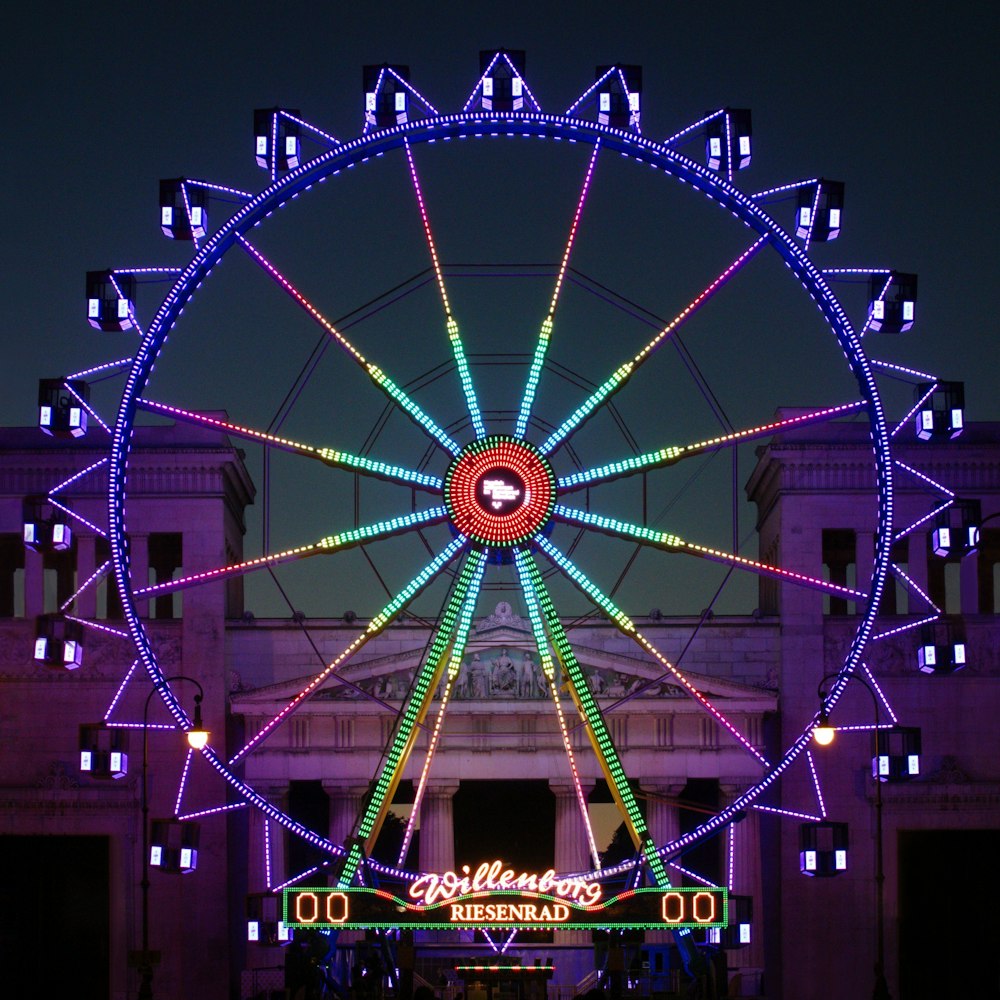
[418,783,457,875]
[75,534,97,618]
[24,548,43,618]
[721,782,765,973]
[129,533,149,618]
[961,551,979,614]
[551,781,595,873]
[324,783,369,849]
[249,782,288,892]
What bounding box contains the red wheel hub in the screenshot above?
[444,437,556,547]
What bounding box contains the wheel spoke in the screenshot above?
[229,536,468,766]
[558,401,865,491]
[139,397,442,491]
[338,548,487,887]
[515,142,602,438]
[135,507,449,598]
[554,505,867,602]
[540,237,768,456]
[237,235,461,456]
[514,549,683,898]
[532,534,771,768]
[403,139,485,439]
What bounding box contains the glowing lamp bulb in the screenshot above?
[187,728,209,750]
[813,718,835,746]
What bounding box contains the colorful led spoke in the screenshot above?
[138,398,441,490]
[540,238,767,455]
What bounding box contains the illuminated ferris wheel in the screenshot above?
[33,50,964,963]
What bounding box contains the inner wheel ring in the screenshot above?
[444,436,556,547]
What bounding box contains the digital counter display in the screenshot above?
[283,886,727,931]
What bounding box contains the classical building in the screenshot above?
[1,418,998,1000]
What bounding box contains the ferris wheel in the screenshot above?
[34,50,962,962]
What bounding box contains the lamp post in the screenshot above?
[814,673,891,1000]
[137,677,208,1000]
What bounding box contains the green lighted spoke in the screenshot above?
[554,505,866,602]
[557,401,866,492]
[403,139,486,439]
[539,237,768,456]
[238,235,461,456]
[513,549,670,886]
[338,548,487,887]
[138,397,443,491]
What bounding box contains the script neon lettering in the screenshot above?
[449,903,571,923]
[409,860,602,907]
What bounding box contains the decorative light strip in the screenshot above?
[60,559,111,613]
[805,751,827,818]
[228,537,466,765]
[237,236,460,455]
[554,506,866,601]
[104,658,140,721]
[500,51,541,111]
[892,500,953,545]
[893,382,937,440]
[462,51,502,112]
[727,825,735,891]
[895,460,955,499]
[861,663,898,724]
[752,804,824,822]
[177,802,248,822]
[889,563,940,615]
[872,613,939,641]
[871,358,937,381]
[174,747,195,817]
[48,457,109,496]
[67,357,133,380]
[403,138,485,438]
[801,183,822,249]
[279,110,341,147]
[398,564,484,864]
[558,401,865,489]
[751,178,820,200]
[47,498,106,537]
[340,550,486,889]
[107,722,176,730]
[64,383,111,435]
[540,238,767,455]
[823,268,892,277]
[662,109,724,148]
[137,507,447,599]
[532,535,770,767]
[516,140,601,438]
[723,110,733,183]
[859,275,893,339]
[187,179,254,200]
[517,554,601,866]
[115,267,183,277]
[138,398,441,489]
[108,273,145,338]
[668,865,719,889]
[264,819,273,890]
[64,615,128,639]
[564,65,617,116]
[386,66,440,116]
[835,723,896,733]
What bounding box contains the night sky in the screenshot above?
[3,2,996,618]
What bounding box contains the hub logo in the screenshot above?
[476,468,526,515]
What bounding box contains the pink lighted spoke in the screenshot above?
[174,747,196,817]
[229,538,466,766]
[806,751,827,818]
[515,141,602,438]
[136,508,448,599]
[237,236,460,456]
[49,457,108,496]
[540,237,767,456]
[60,559,111,613]
[138,398,441,491]
[558,401,865,491]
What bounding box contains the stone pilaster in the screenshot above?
[418,783,458,874]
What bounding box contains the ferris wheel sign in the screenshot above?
[283,884,727,931]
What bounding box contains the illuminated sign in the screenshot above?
[283,885,727,931]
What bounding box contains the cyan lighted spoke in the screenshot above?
[228,536,467,766]
[554,505,866,603]
[515,141,602,438]
[238,235,460,456]
[532,534,770,768]
[139,397,441,491]
[558,401,865,491]
[338,548,487,887]
[514,549,675,891]
[135,507,448,599]
[540,237,768,456]
[403,139,485,439]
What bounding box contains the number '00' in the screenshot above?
[293,891,349,924]
[661,891,717,924]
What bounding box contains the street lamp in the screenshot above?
[137,676,209,1000]
[814,673,892,1000]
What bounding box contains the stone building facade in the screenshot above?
[1,419,997,999]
